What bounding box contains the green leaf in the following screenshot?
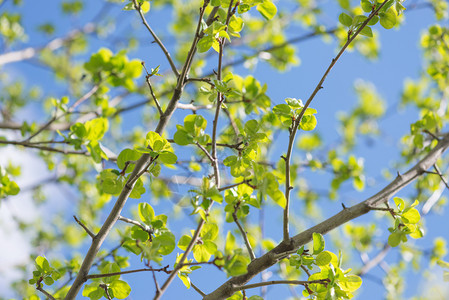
[35,256,51,272]
[379,8,397,29]
[178,273,191,288]
[393,197,405,211]
[244,119,259,136]
[152,231,175,255]
[43,276,54,285]
[159,151,177,164]
[198,35,215,53]
[204,240,218,254]
[248,296,264,300]
[173,129,193,145]
[388,232,402,247]
[272,104,291,117]
[353,175,365,191]
[300,115,317,131]
[82,282,104,300]
[87,141,107,163]
[193,244,211,262]
[146,131,170,152]
[339,274,363,292]
[201,222,219,241]
[70,123,87,138]
[226,254,250,276]
[85,118,109,141]
[359,26,373,37]
[131,226,149,241]
[124,59,143,78]
[257,1,277,20]
[117,149,141,173]
[4,180,20,195]
[361,0,373,12]
[339,12,353,27]
[140,1,150,14]
[139,202,155,224]
[315,251,332,266]
[402,207,420,224]
[101,262,121,283]
[109,280,131,299]
[178,234,192,251]
[313,232,325,254]
[436,260,449,269]
[225,231,236,255]
[268,189,286,208]
[129,177,145,199]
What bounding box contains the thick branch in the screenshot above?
[204,132,449,299]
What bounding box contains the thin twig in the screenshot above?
[142,65,164,116]
[186,77,213,84]
[433,164,449,189]
[25,84,99,142]
[0,139,88,156]
[37,283,57,300]
[218,180,252,192]
[358,243,391,276]
[210,1,235,188]
[156,217,206,299]
[150,265,161,294]
[118,215,153,236]
[86,267,170,280]
[132,0,179,77]
[73,216,95,238]
[191,282,207,297]
[177,102,214,111]
[196,142,215,163]
[100,284,112,300]
[282,0,389,243]
[236,279,329,291]
[233,204,256,261]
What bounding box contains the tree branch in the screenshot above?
[73,216,95,239]
[191,282,207,297]
[142,64,164,116]
[25,84,99,142]
[282,0,389,244]
[232,204,256,261]
[64,3,218,299]
[204,132,449,299]
[358,243,391,276]
[118,215,153,236]
[132,0,179,77]
[0,139,88,156]
[236,279,329,291]
[86,267,170,280]
[37,282,57,300]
